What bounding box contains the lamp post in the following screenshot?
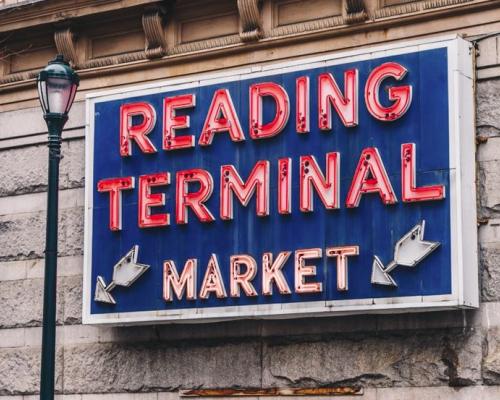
[36,54,79,400]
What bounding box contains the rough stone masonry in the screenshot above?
[2,30,500,400]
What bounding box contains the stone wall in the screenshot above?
[2,14,500,400]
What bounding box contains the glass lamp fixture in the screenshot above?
[37,54,79,117]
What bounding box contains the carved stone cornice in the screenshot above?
[237,0,262,42]
[54,26,79,66]
[0,0,497,92]
[142,5,168,59]
[0,0,158,34]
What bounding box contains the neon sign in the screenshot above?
[83,36,478,325]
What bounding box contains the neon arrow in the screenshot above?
[94,245,150,304]
[371,220,439,287]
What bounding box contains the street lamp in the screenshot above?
[37,54,79,400]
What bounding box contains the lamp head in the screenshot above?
[37,54,79,118]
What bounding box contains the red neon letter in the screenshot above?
[176,169,215,224]
[402,143,445,202]
[138,172,170,228]
[163,259,197,301]
[97,177,134,231]
[249,82,289,139]
[365,62,412,121]
[230,254,258,297]
[326,246,359,291]
[163,94,195,151]
[318,69,358,130]
[300,153,340,212]
[296,76,309,133]
[295,248,323,294]
[119,102,157,156]
[199,254,227,299]
[198,89,245,146]
[278,158,292,214]
[220,161,270,220]
[346,147,397,207]
[262,252,292,296]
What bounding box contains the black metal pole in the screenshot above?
[40,114,67,400]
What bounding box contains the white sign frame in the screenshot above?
[83,35,478,326]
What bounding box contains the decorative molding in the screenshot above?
[79,51,146,69]
[423,0,473,10]
[170,34,241,55]
[375,2,420,18]
[237,0,262,42]
[345,0,368,24]
[375,0,473,18]
[142,5,168,59]
[269,15,344,38]
[54,26,79,66]
[0,71,37,85]
[0,0,492,90]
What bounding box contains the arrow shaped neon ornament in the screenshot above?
[94,245,150,304]
[371,220,439,287]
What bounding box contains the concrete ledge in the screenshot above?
[0,188,84,216]
[0,256,82,282]
[11,301,500,349]
[0,102,84,142]
[4,385,500,399]
[0,309,481,345]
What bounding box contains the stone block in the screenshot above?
[0,276,81,328]
[480,243,500,302]
[61,275,83,325]
[262,328,482,388]
[0,346,62,395]
[477,136,500,162]
[477,79,500,137]
[476,36,500,69]
[481,302,500,329]
[0,277,52,328]
[62,340,262,393]
[376,386,500,400]
[0,206,84,261]
[83,394,158,400]
[479,218,500,245]
[0,139,84,197]
[478,160,500,218]
[483,327,500,384]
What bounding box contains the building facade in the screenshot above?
[1,0,500,398]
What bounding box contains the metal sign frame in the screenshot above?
[83,35,478,325]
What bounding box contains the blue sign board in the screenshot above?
[83,36,478,325]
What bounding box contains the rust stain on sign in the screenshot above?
[180,387,363,397]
